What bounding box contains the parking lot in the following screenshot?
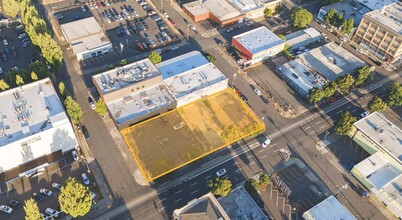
[0,24,36,76]
[0,150,98,219]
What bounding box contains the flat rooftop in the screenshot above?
[357,0,398,10]
[218,186,268,220]
[183,1,209,16]
[302,195,356,220]
[93,59,161,95]
[366,2,402,34]
[60,17,111,53]
[320,0,371,26]
[107,84,175,125]
[285,27,322,49]
[228,0,260,13]
[156,51,228,99]
[203,0,243,21]
[173,192,230,220]
[278,59,326,94]
[233,26,284,54]
[354,112,402,161]
[298,42,365,81]
[121,89,264,181]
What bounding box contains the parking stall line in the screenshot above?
[261,155,268,159]
[159,198,166,203]
[205,175,211,179]
[314,121,321,125]
[190,182,197,187]
[351,109,357,113]
[174,198,182,203]
[190,190,198,195]
[346,105,351,109]
[174,190,182,195]
[308,131,315,135]
[336,110,342,114]
[319,125,326,130]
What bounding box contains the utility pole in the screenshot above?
[231,73,237,87]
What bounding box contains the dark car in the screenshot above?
[260,96,269,104]
[2,54,8,62]
[32,193,45,202]
[81,125,90,140]
[8,200,21,209]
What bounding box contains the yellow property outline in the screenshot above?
[121,88,265,182]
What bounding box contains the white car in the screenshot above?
[40,188,53,196]
[45,208,59,217]
[0,205,13,214]
[216,169,227,177]
[262,138,271,148]
[163,12,169,18]
[0,67,3,74]
[171,45,179,51]
[81,6,86,11]
[254,88,262,96]
[190,25,196,31]
[52,183,62,191]
[356,48,365,54]
[90,191,96,199]
[82,173,90,185]
[72,150,79,161]
[3,39,8,46]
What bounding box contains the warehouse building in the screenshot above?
[232,26,285,66]
[0,78,78,185]
[228,0,282,20]
[183,0,245,27]
[92,59,176,129]
[156,51,229,107]
[302,195,356,220]
[60,17,113,61]
[285,27,322,50]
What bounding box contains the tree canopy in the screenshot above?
[148,51,162,64]
[323,82,337,98]
[2,0,20,18]
[23,199,43,220]
[336,74,354,92]
[308,87,325,103]
[95,99,107,116]
[353,66,373,86]
[264,8,273,17]
[64,96,83,124]
[59,177,92,218]
[290,7,313,28]
[368,96,387,112]
[335,111,357,135]
[0,80,10,91]
[386,82,402,107]
[259,174,270,185]
[58,82,69,99]
[341,19,354,34]
[245,179,260,195]
[324,8,337,24]
[208,177,232,197]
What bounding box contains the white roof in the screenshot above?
[184,0,243,21]
[233,26,284,54]
[354,112,402,161]
[92,59,161,95]
[356,0,399,10]
[228,0,260,13]
[0,78,77,172]
[285,28,322,49]
[61,17,112,54]
[183,1,209,16]
[156,51,227,99]
[298,42,365,81]
[366,2,402,34]
[302,195,356,220]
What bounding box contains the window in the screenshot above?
[387,33,394,38]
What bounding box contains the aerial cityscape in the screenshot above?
[0,0,401,219]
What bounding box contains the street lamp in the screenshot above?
[336,183,348,196]
[231,73,237,87]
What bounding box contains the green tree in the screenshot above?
[335,13,344,27]
[323,82,337,98]
[264,8,273,17]
[324,8,337,24]
[29,61,50,79]
[95,99,107,116]
[368,96,387,112]
[275,4,283,13]
[245,179,260,195]
[64,96,83,124]
[0,79,9,91]
[16,74,25,86]
[353,66,373,86]
[204,53,216,62]
[2,0,20,19]
[148,51,162,64]
[31,71,38,81]
[341,19,354,34]
[58,82,69,98]
[23,199,43,220]
[335,111,357,135]
[259,174,270,185]
[336,74,354,92]
[386,82,402,107]
[119,59,127,66]
[208,177,232,197]
[277,34,286,41]
[290,7,313,28]
[308,87,325,103]
[59,177,92,218]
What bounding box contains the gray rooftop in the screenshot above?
[354,112,402,162]
[356,0,398,10]
[320,0,372,26]
[302,195,356,220]
[366,2,402,34]
[233,26,284,54]
[92,59,161,95]
[218,186,268,220]
[298,42,365,81]
[285,27,322,49]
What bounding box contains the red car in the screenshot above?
[168,18,176,26]
[97,2,102,8]
[136,41,144,51]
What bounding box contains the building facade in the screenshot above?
[353,2,402,63]
[229,0,282,20]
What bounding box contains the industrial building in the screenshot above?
[228,0,282,20]
[353,2,402,63]
[60,17,113,61]
[173,192,230,220]
[156,51,229,107]
[0,78,78,185]
[92,59,176,129]
[285,27,322,50]
[349,112,402,218]
[302,195,356,220]
[183,0,245,27]
[277,42,365,97]
[232,26,285,65]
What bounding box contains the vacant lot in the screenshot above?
[122,88,264,181]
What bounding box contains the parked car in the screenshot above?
[82,125,90,140]
[18,33,27,39]
[32,193,45,202]
[356,48,365,54]
[82,173,90,185]
[254,88,262,96]
[8,200,21,209]
[359,111,370,119]
[262,138,271,148]
[168,18,176,26]
[72,150,79,161]
[0,205,13,214]
[81,6,87,11]
[88,97,96,110]
[52,183,62,191]
[3,39,8,46]
[216,169,227,177]
[40,188,53,196]
[45,208,59,217]
[0,67,3,74]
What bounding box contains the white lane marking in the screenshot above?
[190,182,198,187]
[159,198,166,202]
[336,110,342,114]
[309,131,315,135]
[262,155,268,159]
[351,109,357,113]
[319,125,326,130]
[304,126,311,129]
[233,161,239,165]
[258,149,265,154]
[250,161,255,165]
[346,105,351,109]
[190,190,198,195]
[205,175,211,179]
[315,121,321,125]
[174,198,182,203]
[174,190,182,195]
